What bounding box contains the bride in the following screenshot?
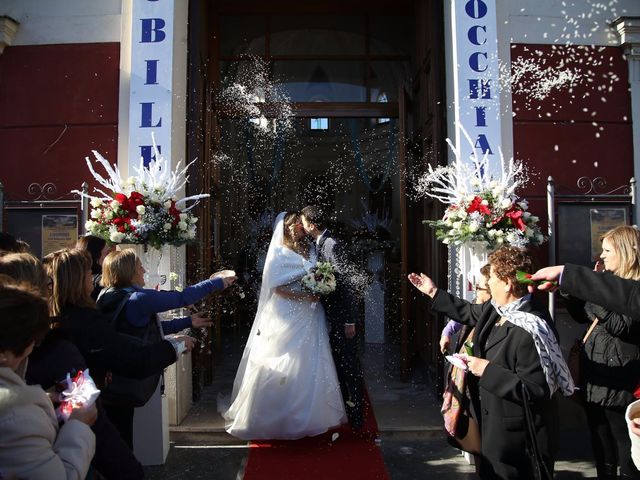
[222,211,347,440]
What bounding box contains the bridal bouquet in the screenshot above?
[420,128,545,250]
[74,135,209,249]
[301,261,337,296]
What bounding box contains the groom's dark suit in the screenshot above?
[316,230,364,428]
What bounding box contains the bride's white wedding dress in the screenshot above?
[222,213,346,440]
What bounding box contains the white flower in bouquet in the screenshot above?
[109,231,125,243]
[136,205,146,215]
[90,198,103,208]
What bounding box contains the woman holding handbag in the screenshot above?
[564,225,640,480]
[410,247,574,479]
[97,248,236,448]
[440,264,491,463]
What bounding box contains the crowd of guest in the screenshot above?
[0,233,236,479]
[410,226,640,479]
[1,222,639,479]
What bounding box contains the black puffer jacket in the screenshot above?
[565,295,640,408]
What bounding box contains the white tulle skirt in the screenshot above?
[222,294,346,440]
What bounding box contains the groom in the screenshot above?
[300,205,364,430]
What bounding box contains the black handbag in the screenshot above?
[522,384,553,480]
[99,289,163,408]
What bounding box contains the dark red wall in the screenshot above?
[0,43,120,201]
[511,44,633,265]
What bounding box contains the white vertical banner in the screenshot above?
[450,0,502,178]
[128,0,174,173]
[449,0,503,301]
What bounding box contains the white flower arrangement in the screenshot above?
[74,134,208,248]
[420,125,545,250]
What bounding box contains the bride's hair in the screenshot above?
[282,212,308,257]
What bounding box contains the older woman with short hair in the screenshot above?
[0,279,96,480]
[409,246,574,479]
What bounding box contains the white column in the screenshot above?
[446,0,504,300]
[117,0,190,465]
[612,17,640,221]
[611,17,640,219]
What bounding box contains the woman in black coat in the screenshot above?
[564,225,640,479]
[410,247,574,479]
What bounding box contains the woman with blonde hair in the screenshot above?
[97,248,235,447]
[564,224,640,479]
[43,249,184,449]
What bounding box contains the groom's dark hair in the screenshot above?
[301,205,326,229]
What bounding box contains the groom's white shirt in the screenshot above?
[316,229,328,245]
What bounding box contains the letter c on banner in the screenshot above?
[468,25,487,45]
[469,52,488,72]
[465,0,488,19]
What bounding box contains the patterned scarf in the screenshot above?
[492,296,575,397]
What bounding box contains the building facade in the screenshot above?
[1,0,639,384]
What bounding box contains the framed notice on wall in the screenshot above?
[42,215,78,257]
[557,202,631,268]
[589,208,627,261]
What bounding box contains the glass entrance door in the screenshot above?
[215,116,402,346]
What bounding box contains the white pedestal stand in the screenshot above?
[132,380,170,465]
[116,244,174,465]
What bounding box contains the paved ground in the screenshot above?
[144,427,596,479]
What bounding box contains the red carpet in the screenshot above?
[243,392,390,480]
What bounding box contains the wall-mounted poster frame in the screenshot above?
[42,214,78,257]
[556,202,631,268]
[1,183,88,258]
[589,207,628,261]
[4,206,81,258]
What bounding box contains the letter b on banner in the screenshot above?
[141,18,166,43]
